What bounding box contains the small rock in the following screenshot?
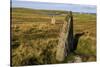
[74,56,82,63]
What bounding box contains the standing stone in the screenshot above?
[65,11,74,53]
[51,16,56,24]
[56,11,74,62]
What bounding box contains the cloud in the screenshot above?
[17,0,97,5]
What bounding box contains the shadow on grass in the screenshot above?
[73,32,84,51]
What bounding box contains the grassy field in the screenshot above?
[11,8,68,65]
[73,13,96,61]
[63,13,96,63]
[11,8,96,65]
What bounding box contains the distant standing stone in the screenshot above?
[51,16,55,24]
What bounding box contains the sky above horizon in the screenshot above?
[12,0,97,5]
[11,0,96,13]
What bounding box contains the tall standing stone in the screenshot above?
[56,11,74,62]
[65,11,74,53]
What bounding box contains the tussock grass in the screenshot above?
[73,13,96,62]
[11,8,67,66]
[11,8,96,65]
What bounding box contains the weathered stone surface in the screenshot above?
[56,20,68,61]
[56,11,74,62]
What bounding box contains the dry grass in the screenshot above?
[11,8,96,65]
[11,8,67,66]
